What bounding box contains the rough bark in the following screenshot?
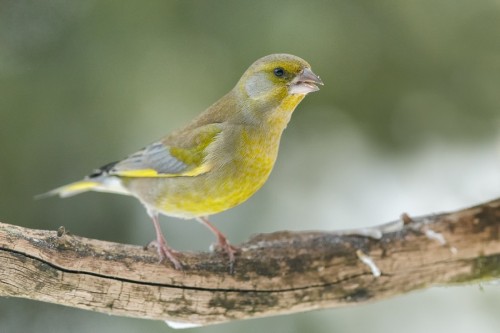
[0,199,499,327]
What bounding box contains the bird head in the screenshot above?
[237,54,323,101]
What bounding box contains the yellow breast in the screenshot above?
[153,126,279,217]
[137,94,305,218]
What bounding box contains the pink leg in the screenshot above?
[149,211,182,270]
[196,216,239,269]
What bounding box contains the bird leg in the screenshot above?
[149,212,182,270]
[196,216,239,270]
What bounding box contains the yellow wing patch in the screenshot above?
[110,125,220,179]
[115,164,211,178]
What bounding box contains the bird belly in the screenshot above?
[124,126,282,218]
[125,160,273,219]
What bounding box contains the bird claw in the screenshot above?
[212,238,239,274]
[196,217,239,274]
[148,240,183,270]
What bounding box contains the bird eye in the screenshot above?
[273,67,285,77]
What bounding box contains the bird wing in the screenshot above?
[92,124,222,178]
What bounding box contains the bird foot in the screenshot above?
[211,237,240,273]
[148,239,182,270]
[196,216,240,273]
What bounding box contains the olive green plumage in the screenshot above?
[43,53,323,269]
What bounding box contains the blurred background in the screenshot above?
[1,0,500,332]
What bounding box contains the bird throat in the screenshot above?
[266,93,305,129]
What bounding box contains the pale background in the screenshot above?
[1,1,500,332]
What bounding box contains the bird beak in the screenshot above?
[289,68,324,95]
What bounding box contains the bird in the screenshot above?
[40,53,323,271]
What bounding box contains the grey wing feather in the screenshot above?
[109,142,188,175]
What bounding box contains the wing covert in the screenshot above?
[100,124,221,178]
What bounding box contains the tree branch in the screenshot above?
[1,199,499,327]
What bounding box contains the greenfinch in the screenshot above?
[42,53,323,270]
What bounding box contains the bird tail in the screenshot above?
[35,180,101,199]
